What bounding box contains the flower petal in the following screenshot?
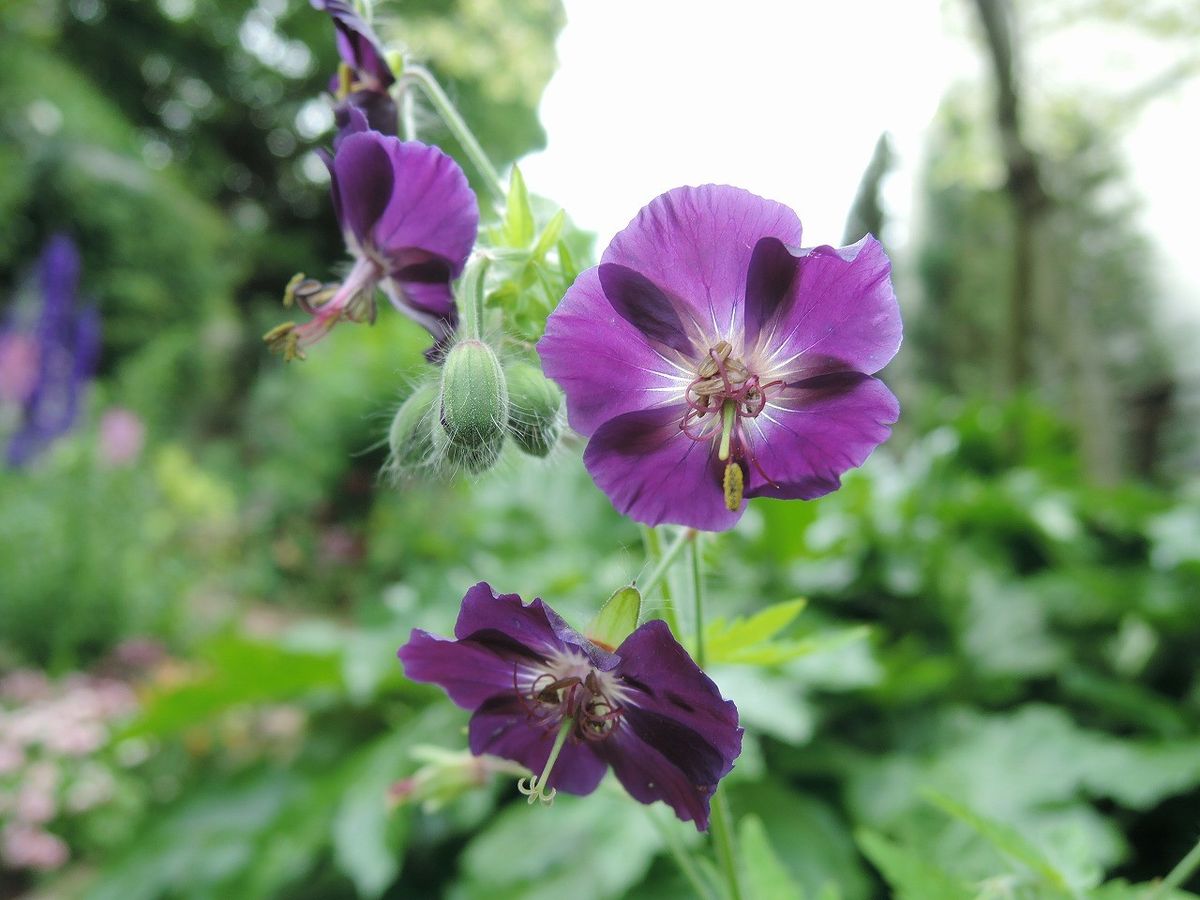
[398,629,532,710]
[753,235,902,379]
[452,582,569,658]
[583,405,742,531]
[311,0,395,87]
[743,236,801,350]
[597,263,694,356]
[468,694,608,795]
[331,131,394,247]
[370,140,478,277]
[538,267,693,436]
[603,185,802,346]
[744,372,899,500]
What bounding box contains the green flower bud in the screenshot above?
[504,362,563,457]
[439,339,508,452]
[386,380,439,474]
[432,414,504,473]
[586,586,642,651]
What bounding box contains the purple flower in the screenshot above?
[311,0,398,135]
[537,185,902,531]
[266,116,478,360]
[2,236,100,468]
[398,582,742,830]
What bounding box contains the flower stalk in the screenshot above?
[1149,836,1200,900]
[398,64,505,202]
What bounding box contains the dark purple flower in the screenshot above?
[311,0,398,135]
[2,236,100,468]
[398,582,742,830]
[537,185,902,531]
[266,116,478,360]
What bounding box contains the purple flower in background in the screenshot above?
[537,185,902,531]
[266,115,478,360]
[1,236,100,468]
[398,582,742,830]
[311,0,398,135]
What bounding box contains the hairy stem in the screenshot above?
[1149,837,1200,899]
[638,527,692,636]
[398,65,505,201]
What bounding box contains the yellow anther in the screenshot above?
[282,272,306,308]
[723,461,744,511]
[336,62,354,99]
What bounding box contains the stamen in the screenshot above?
[516,717,573,806]
[336,62,354,99]
[723,461,744,511]
[717,399,737,461]
[262,322,303,362]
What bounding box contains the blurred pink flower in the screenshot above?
[1,823,69,871]
[0,333,39,405]
[98,407,145,467]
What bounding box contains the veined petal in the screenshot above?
[467,694,608,795]
[453,582,568,658]
[398,629,536,710]
[583,405,742,531]
[603,185,802,347]
[753,235,902,379]
[537,267,693,436]
[330,132,394,247]
[370,140,478,277]
[743,372,899,500]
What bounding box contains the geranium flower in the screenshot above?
[311,0,398,135]
[537,184,902,531]
[265,114,478,360]
[2,236,100,468]
[398,582,742,830]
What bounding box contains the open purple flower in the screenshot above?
[398,582,742,830]
[537,185,902,531]
[311,0,398,135]
[266,115,478,360]
[2,236,100,468]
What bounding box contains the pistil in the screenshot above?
[717,399,737,461]
[517,717,573,806]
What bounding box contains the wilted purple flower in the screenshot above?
[398,582,742,830]
[97,407,145,467]
[311,0,398,135]
[2,236,100,468]
[537,185,902,531]
[265,115,478,360]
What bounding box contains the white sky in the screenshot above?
[521,0,1199,345]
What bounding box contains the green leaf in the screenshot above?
[532,208,566,259]
[856,830,974,900]
[502,165,535,247]
[456,788,662,900]
[332,731,412,898]
[703,599,806,664]
[740,814,806,900]
[923,790,1074,895]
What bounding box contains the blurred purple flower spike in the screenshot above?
[265,112,478,360]
[311,0,398,136]
[2,235,100,468]
[538,185,903,531]
[399,582,743,830]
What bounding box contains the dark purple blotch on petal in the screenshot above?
[597,264,694,356]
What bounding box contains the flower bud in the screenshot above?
[387,380,439,474]
[504,362,563,457]
[432,417,504,473]
[438,340,508,467]
[586,586,642,651]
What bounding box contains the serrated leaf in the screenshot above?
[856,830,973,900]
[704,599,806,664]
[740,814,805,900]
[502,165,534,247]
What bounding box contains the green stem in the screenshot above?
[689,535,742,900]
[643,805,717,900]
[1150,837,1200,899]
[458,255,489,340]
[398,65,505,201]
[639,528,692,637]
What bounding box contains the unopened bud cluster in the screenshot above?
[387,340,563,478]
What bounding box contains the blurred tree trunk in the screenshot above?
[968,0,1046,394]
